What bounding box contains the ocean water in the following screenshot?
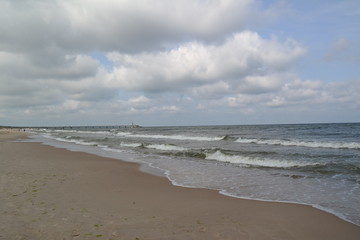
[27,123,360,226]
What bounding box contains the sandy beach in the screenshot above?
[1,129,359,240]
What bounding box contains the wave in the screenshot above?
[146,144,188,151]
[53,129,85,133]
[120,142,143,148]
[116,132,132,137]
[121,142,188,151]
[236,138,360,149]
[59,130,112,135]
[38,129,115,136]
[205,150,313,168]
[116,132,225,141]
[101,146,124,153]
[301,162,360,176]
[174,151,207,159]
[51,136,98,146]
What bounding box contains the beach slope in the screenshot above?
[1,130,359,240]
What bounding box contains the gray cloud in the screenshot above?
[323,38,360,62]
[0,52,99,80]
[0,0,359,126]
[0,0,262,55]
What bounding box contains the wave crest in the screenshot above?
[146,144,188,151]
[116,132,225,141]
[120,142,143,148]
[236,138,360,149]
[206,150,313,168]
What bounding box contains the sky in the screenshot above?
[0,0,359,127]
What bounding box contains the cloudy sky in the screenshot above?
[1,0,359,126]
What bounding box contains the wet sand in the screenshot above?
[1,129,359,239]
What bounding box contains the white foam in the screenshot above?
[206,150,312,168]
[120,142,143,148]
[53,129,79,133]
[101,146,124,153]
[117,133,224,141]
[146,144,188,151]
[39,129,113,136]
[76,130,111,135]
[116,132,132,137]
[52,137,98,146]
[236,138,360,149]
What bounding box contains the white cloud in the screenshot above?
[191,81,231,99]
[183,78,360,118]
[266,96,287,107]
[0,0,359,125]
[108,31,305,94]
[263,79,360,110]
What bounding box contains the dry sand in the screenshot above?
[1,129,359,240]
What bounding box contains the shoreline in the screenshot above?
[29,131,359,227]
[1,130,359,239]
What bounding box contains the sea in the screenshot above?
[26,123,360,226]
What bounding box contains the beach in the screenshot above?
[1,129,359,240]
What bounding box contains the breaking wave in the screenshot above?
[116,132,225,142]
[236,138,360,149]
[146,144,188,151]
[51,137,98,146]
[205,150,314,168]
[120,142,143,148]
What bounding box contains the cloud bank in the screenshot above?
[0,0,359,126]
